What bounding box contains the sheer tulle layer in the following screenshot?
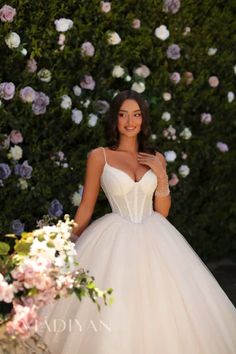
[37,212,236,354]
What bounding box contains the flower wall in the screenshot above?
[0,0,235,260]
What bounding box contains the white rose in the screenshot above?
[71,191,82,206]
[73,85,82,96]
[37,69,52,83]
[112,65,125,78]
[131,82,145,93]
[21,48,27,56]
[61,95,72,109]
[71,109,83,124]
[5,32,21,48]
[178,164,190,177]
[164,150,177,162]
[163,92,172,101]
[134,64,151,78]
[8,145,23,160]
[161,112,171,121]
[88,113,98,127]
[82,99,90,108]
[227,91,235,103]
[18,178,28,190]
[154,25,170,40]
[54,18,73,32]
[207,47,217,56]
[124,75,132,82]
[179,127,192,140]
[107,31,121,45]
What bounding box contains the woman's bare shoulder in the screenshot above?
[87,147,105,165]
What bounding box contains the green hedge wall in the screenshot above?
[0,0,235,261]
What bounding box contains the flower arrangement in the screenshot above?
[0,214,113,340]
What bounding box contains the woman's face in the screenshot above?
[117,99,143,137]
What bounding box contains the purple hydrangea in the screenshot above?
[11,219,25,235]
[0,163,11,179]
[14,160,33,179]
[166,44,181,60]
[163,0,181,14]
[32,91,50,115]
[48,199,63,217]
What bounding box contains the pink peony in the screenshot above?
[80,74,96,90]
[0,4,16,22]
[81,41,95,57]
[10,129,23,144]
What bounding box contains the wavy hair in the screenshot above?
[105,90,156,154]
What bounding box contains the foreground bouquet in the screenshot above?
[0,214,113,341]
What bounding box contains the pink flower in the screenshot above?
[26,58,37,73]
[81,41,95,57]
[80,74,96,90]
[20,86,36,103]
[0,82,15,100]
[0,4,16,22]
[169,173,179,186]
[209,75,219,88]
[200,113,212,124]
[216,141,229,152]
[169,72,181,84]
[9,130,23,144]
[132,19,141,29]
[58,33,66,46]
[100,1,111,13]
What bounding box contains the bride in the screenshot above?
[38,90,236,353]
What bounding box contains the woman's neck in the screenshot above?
[117,136,139,153]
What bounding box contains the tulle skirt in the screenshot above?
[37,211,236,354]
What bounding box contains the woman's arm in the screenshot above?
[71,147,104,241]
[153,152,171,218]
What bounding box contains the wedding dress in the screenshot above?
[38,147,236,354]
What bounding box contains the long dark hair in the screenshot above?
[105,90,156,154]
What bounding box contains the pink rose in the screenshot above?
[0,5,16,22]
[80,74,96,90]
[169,72,181,84]
[10,130,23,144]
[200,113,212,124]
[169,173,179,186]
[81,41,95,57]
[209,75,219,88]
[26,58,37,73]
[100,1,111,13]
[132,19,141,29]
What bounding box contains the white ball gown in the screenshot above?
[38,147,236,354]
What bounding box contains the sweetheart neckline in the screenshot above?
[103,162,154,184]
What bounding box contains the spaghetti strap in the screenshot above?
[102,147,107,164]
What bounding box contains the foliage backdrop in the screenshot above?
[0,0,235,261]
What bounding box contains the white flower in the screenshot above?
[37,69,52,83]
[18,178,28,190]
[133,64,151,78]
[88,113,98,127]
[0,99,2,107]
[82,99,90,108]
[131,82,145,93]
[107,31,121,45]
[164,150,177,162]
[54,18,73,32]
[73,85,82,96]
[178,164,190,177]
[154,25,170,40]
[61,95,72,109]
[207,47,217,56]
[21,48,27,56]
[179,127,192,140]
[5,32,21,48]
[8,146,23,160]
[227,91,235,103]
[163,92,172,101]
[151,134,157,140]
[71,109,83,124]
[112,65,125,78]
[71,191,82,206]
[124,75,132,82]
[161,112,171,121]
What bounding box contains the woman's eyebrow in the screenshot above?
[119,109,141,112]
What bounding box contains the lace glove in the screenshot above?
[154,173,170,198]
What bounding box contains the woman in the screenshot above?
[38,90,236,353]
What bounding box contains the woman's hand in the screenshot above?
[137,152,167,179]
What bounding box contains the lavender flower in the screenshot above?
[166,44,181,60]
[11,219,25,235]
[32,91,50,115]
[80,75,96,90]
[48,199,63,217]
[0,163,11,179]
[0,82,15,100]
[20,86,36,103]
[163,0,181,14]
[14,160,33,179]
[216,142,229,152]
